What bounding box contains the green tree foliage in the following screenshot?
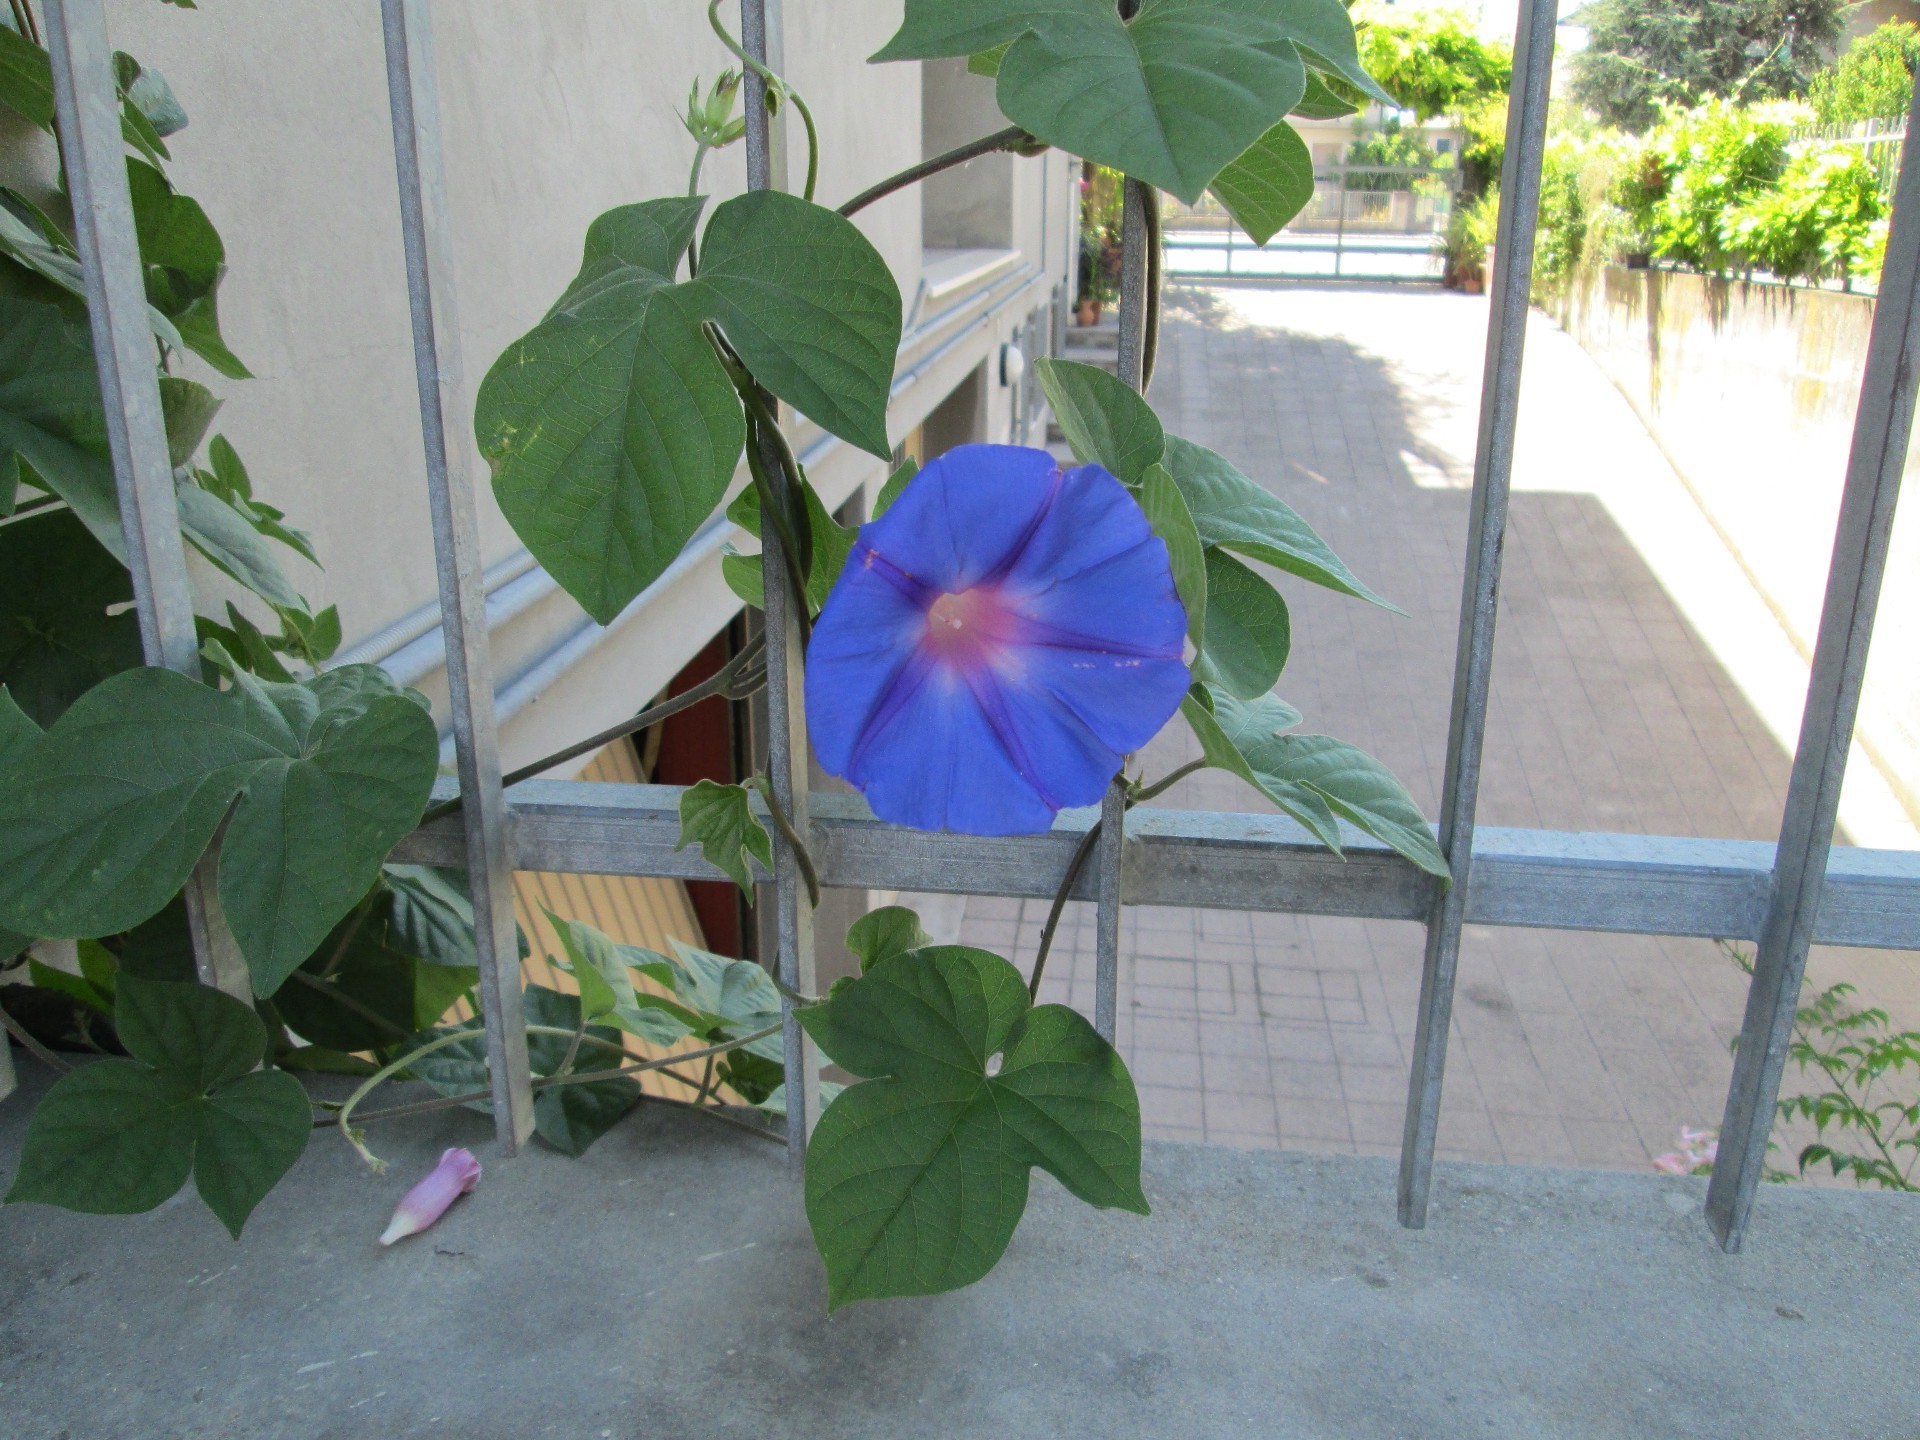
[1631,100,1801,271]
[1353,3,1512,122]
[1570,0,1847,133]
[1808,20,1920,126]
[1728,141,1885,285]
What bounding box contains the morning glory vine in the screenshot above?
[0,0,1445,1305]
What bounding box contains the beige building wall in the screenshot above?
[91,0,1073,775]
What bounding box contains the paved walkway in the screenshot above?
[959,284,1919,1173]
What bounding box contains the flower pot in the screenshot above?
[1076,300,1102,326]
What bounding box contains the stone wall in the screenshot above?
[1552,265,1920,831]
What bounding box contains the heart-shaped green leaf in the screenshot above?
[0,510,139,727]
[478,277,743,625]
[0,664,439,996]
[1179,684,1338,849]
[876,0,1385,204]
[845,905,934,973]
[4,977,311,1237]
[676,779,774,895]
[1183,683,1446,875]
[799,946,1146,1308]
[1162,434,1398,610]
[0,296,124,561]
[1239,731,1449,877]
[1034,357,1164,487]
[690,190,901,459]
[1194,547,1290,699]
[407,986,643,1155]
[1139,462,1206,645]
[1209,119,1316,246]
[479,191,899,624]
[549,910,698,1048]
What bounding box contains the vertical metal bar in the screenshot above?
[1706,70,1920,1254]
[379,0,534,1150]
[1397,0,1557,1229]
[1092,173,1154,1043]
[742,0,821,1171]
[44,0,246,999]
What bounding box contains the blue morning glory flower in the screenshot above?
[805,444,1191,836]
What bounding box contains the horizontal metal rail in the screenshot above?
[392,781,1920,953]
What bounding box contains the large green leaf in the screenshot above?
[407,986,642,1156]
[1138,461,1206,645]
[665,939,785,1060]
[272,889,477,1054]
[0,509,140,727]
[676,779,773,896]
[478,191,900,624]
[4,976,311,1237]
[0,28,177,163]
[0,297,124,560]
[690,190,901,459]
[175,483,302,610]
[1238,732,1449,878]
[875,0,1386,204]
[1033,357,1163,487]
[477,275,742,625]
[798,946,1146,1308]
[1183,683,1446,875]
[845,905,934,973]
[0,192,189,355]
[1209,119,1316,246]
[1180,684,1338,848]
[0,664,439,995]
[548,910,698,1049]
[1194,546,1290,700]
[1162,434,1397,610]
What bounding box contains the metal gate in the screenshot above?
[37,0,1920,1257]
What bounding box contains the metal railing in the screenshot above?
[41,0,1920,1258]
[1163,163,1461,284]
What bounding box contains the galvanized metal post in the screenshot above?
[1398,0,1557,1229]
[379,0,535,1150]
[43,0,247,1000]
[1092,172,1156,1042]
[1706,72,1920,1253]
[741,0,822,1170]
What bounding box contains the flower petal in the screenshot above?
[379,1146,481,1246]
[861,444,1061,592]
[806,445,1190,835]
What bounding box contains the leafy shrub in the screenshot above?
[1808,20,1920,128]
[1638,100,1804,272]
[1354,3,1512,123]
[1442,185,1499,287]
[1346,116,1436,193]
[1532,144,1588,298]
[1727,142,1886,287]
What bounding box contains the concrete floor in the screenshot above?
[3,1064,1916,1439]
[961,284,1920,1173]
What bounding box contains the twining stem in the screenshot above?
[419,634,767,826]
[10,0,40,48]
[838,125,1035,219]
[330,1022,781,1168]
[286,968,411,1041]
[1027,815,1107,1002]
[1130,758,1206,805]
[709,330,816,621]
[319,892,379,980]
[754,775,822,909]
[0,1004,73,1074]
[708,0,819,201]
[1142,191,1164,390]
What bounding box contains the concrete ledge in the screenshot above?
[1,1063,1916,1439]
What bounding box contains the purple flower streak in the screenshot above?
[379,1147,481,1246]
[806,444,1190,835]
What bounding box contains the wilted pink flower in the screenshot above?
[1652,1153,1691,1175]
[379,1147,481,1245]
[1680,1127,1715,1149]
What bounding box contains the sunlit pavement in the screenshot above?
[959,283,1920,1173]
